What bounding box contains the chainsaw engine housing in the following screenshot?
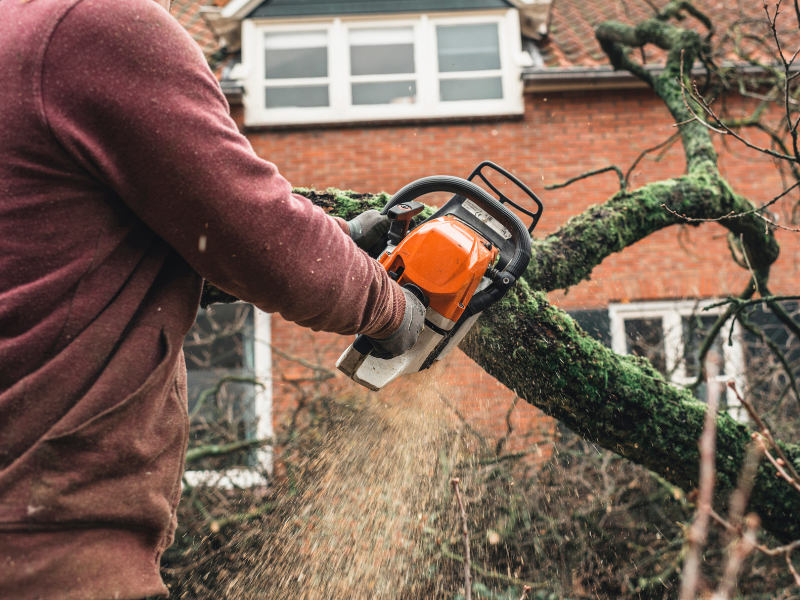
[336,162,542,391]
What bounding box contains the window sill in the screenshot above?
[240,109,524,132]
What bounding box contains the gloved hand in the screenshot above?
[368,287,426,359]
[347,209,391,250]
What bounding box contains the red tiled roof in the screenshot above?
[171,0,780,69]
[540,0,777,69]
[170,0,220,58]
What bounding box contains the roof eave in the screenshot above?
[522,62,796,93]
[523,66,651,92]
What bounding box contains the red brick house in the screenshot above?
[174,0,799,479]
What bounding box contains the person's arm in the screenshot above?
[40,0,403,337]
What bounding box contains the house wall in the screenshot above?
[230,87,799,452]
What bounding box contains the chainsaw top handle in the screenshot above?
[467,161,543,233]
[380,175,532,281]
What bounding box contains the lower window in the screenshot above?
[182,303,272,488]
[608,301,746,421]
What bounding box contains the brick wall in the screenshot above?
[234,87,799,452]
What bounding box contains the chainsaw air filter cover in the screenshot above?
[337,161,543,391]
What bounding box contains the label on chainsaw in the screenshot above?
[461,199,512,240]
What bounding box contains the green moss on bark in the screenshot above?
[461,280,800,543]
[527,175,779,293]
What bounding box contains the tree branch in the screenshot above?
[190,375,265,421]
[460,280,800,544]
[545,165,625,192]
[185,437,272,464]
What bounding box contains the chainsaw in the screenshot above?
[336,161,543,391]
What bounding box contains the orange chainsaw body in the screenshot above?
[379,215,498,324]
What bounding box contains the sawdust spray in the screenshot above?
[218,362,466,599]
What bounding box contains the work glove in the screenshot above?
[347,209,391,250]
[368,287,426,359]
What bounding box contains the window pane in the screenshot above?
[353,81,416,105]
[437,23,500,72]
[624,318,667,375]
[683,315,726,404]
[265,85,329,108]
[683,315,725,378]
[350,28,415,76]
[440,77,502,102]
[265,31,327,79]
[184,305,258,468]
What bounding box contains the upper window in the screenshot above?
[240,10,525,126]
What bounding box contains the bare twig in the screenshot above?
[728,381,800,486]
[439,392,491,451]
[439,546,547,589]
[677,51,797,161]
[680,354,721,600]
[545,165,626,192]
[712,513,760,600]
[736,315,800,408]
[495,394,520,455]
[710,510,800,556]
[756,434,800,494]
[678,50,728,134]
[764,0,800,163]
[705,294,800,312]
[270,343,337,376]
[661,179,800,223]
[451,477,472,600]
[761,282,800,340]
[185,437,273,463]
[624,133,681,186]
[190,375,265,421]
[726,443,765,531]
[787,552,800,587]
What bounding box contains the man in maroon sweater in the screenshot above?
[0,0,425,597]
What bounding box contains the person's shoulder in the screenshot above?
[66,0,171,22]
[52,0,201,67]
[62,0,182,36]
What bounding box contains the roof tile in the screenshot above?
[171,0,787,70]
[171,0,219,58]
[541,0,780,69]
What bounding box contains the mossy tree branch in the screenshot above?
[460,281,800,544]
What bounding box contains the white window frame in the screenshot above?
[609,300,747,421]
[183,309,273,489]
[240,9,525,126]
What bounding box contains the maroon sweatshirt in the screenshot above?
[0,0,404,598]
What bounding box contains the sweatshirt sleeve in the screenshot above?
[39,0,404,338]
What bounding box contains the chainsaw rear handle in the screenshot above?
[381,176,532,280]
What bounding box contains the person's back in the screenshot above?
[0,1,408,597]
